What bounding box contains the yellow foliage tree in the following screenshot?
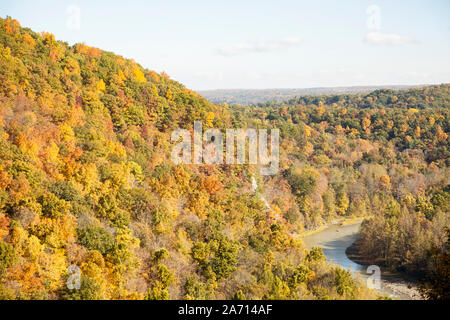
[205,112,215,127]
[96,79,106,92]
[132,66,146,83]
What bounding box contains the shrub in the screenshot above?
[305,247,325,263]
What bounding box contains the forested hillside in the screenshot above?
[200,85,419,105]
[239,87,449,299]
[0,17,448,300]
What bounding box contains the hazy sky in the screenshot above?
[1,0,449,90]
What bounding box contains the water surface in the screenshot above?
[302,222,421,300]
[302,222,364,272]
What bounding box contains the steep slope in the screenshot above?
[0,16,378,300]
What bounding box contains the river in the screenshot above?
[301,221,423,300]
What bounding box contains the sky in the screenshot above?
[1,0,449,90]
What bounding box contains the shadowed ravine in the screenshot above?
[301,222,423,300]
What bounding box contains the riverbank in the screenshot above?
[346,238,424,300]
[301,220,425,300]
[301,221,364,271]
[299,217,364,238]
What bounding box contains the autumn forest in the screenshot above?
[0,17,448,300]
